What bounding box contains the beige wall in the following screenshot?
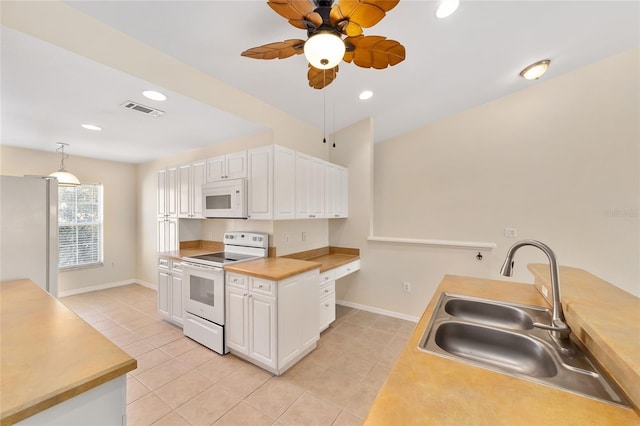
[0,146,138,294]
[368,47,639,316]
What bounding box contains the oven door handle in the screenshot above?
[182,262,223,272]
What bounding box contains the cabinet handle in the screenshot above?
[324,289,329,293]
[325,303,330,307]
[258,284,264,288]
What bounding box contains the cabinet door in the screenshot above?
[178,164,191,218]
[157,169,167,217]
[206,155,225,182]
[191,160,206,218]
[335,166,348,218]
[167,218,178,252]
[295,153,312,218]
[157,269,170,319]
[170,273,183,325]
[273,146,296,220]
[324,163,337,218]
[226,151,248,179]
[225,286,249,354]
[166,166,178,217]
[247,146,273,220]
[310,158,325,218]
[248,293,277,368]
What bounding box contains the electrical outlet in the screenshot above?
[504,227,517,238]
[402,281,411,293]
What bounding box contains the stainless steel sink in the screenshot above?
[418,293,630,407]
[435,322,557,378]
[443,298,535,330]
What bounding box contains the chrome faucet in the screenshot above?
[500,240,573,351]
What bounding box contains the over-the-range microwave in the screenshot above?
[201,178,247,219]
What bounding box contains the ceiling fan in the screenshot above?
[241,0,406,89]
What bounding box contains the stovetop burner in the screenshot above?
[189,251,258,264]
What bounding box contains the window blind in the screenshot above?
[58,184,103,269]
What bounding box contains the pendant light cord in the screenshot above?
[323,69,327,144]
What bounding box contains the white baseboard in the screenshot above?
[336,299,419,323]
[59,279,156,297]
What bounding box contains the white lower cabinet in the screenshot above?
[318,259,360,332]
[225,269,319,375]
[157,257,183,327]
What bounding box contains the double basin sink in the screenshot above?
[418,293,629,407]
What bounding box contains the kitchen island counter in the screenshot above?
[0,279,136,425]
[364,273,639,425]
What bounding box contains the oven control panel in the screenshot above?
[223,231,269,249]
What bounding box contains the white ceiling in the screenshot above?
[2,1,638,164]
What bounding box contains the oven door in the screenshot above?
[182,262,225,325]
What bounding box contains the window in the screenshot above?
[58,184,103,269]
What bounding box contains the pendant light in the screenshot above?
[49,142,80,186]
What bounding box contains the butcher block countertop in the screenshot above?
[364,272,639,426]
[0,279,137,425]
[224,257,322,281]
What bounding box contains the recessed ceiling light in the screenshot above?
[142,90,167,101]
[81,124,102,131]
[359,90,373,100]
[519,59,551,80]
[435,0,460,19]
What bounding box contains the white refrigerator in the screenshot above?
[0,175,59,297]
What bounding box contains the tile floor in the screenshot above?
[61,284,416,426]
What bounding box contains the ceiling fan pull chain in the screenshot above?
[323,69,327,144]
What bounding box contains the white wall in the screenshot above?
[0,146,138,294]
[362,47,638,317]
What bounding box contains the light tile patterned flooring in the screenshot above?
[61,284,415,426]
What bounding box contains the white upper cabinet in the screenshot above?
[206,151,247,182]
[178,160,206,219]
[247,146,273,220]
[296,153,325,218]
[273,145,296,220]
[157,166,178,218]
[326,164,348,218]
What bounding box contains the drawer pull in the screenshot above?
[325,303,330,307]
[324,289,329,293]
[258,284,264,288]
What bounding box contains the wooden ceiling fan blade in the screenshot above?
[331,0,399,33]
[343,35,405,69]
[268,1,322,29]
[308,64,339,89]
[241,39,306,60]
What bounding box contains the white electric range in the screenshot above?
[181,231,268,354]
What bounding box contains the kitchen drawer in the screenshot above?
[319,270,335,285]
[158,257,170,270]
[171,261,183,274]
[226,272,248,289]
[250,278,276,297]
[335,259,360,280]
[319,281,335,299]
[319,292,336,332]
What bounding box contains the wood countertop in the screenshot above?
[224,257,321,281]
[528,264,640,409]
[364,274,640,426]
[0,279,137,425]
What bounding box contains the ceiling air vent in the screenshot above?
[120,101,165,117]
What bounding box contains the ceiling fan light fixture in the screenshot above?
[49,142,80,186]
[520,59,551,80]
[304,31,345,70]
